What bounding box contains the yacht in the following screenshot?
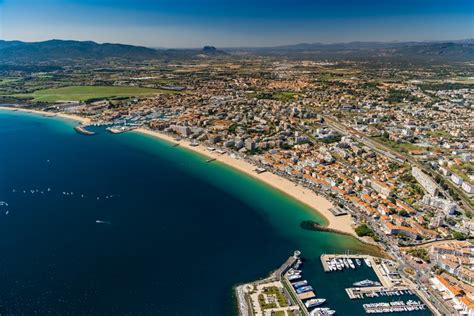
[292,280,308,288]
[311,308,336,315]
[288,274,301,281]
[353,279,380,287]
[305,298,326,308]
[296,286,313,294]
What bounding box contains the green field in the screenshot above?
[16,85,173,102]
[0,78,21,85]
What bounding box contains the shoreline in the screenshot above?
[0,106,357,237]
[0,106,92,124]
[135,127,357,237]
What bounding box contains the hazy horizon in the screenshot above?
[1,37,473,50]
[0,0,473,48]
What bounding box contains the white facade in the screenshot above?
[462,182,474,194]
[412,167,438,196]
[422,195,457,215]
[451,173,464,186]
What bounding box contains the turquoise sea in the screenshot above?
[0,110,430,315]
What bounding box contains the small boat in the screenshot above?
[305,298,326,308]
[343,258,349,269]
[294,259,302,269]
[355,258,361,266]
[95,220,112,225]
[364,258,372,268]
[348,259,355,269]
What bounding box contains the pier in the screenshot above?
[271,254,297,280]
[235,250,321,316]
[74,125,95,135]
[345,286,413,300]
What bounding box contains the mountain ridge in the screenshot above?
[0,39,472,63]
[0,39,227,63]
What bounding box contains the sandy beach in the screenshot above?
[136,128,356,236]
[0,106,92,124]
[0,106,356,236]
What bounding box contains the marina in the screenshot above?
[237,251,432,315]
[105,125,136,134]
[282,252,337,316]
[236,251,338,316]
[318,254,431,315]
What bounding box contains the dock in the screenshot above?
[272,254,297,280]
[363,300,425,314]
[345,286,412,300]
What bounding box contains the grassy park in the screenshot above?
[15,85,174,102]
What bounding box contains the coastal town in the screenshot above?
[1,55,473,315]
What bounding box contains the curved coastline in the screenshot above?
[0,106,356,237]
[135,127,357,237]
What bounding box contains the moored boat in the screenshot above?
[292,280,308,288]
[353,279,380,287]
[305,298,326,308]
[296,285,314,294]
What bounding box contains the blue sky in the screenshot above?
[0,0,473,47]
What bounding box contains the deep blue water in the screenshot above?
[0,111,430,315]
